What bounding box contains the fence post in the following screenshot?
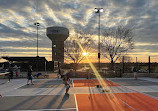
[122,56,124,74]
[148,56,150,73]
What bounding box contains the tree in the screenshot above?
[101,26,134,69]
[64,32,95,71]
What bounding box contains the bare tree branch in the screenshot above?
[101,25,134,68]
[64,32,95,70]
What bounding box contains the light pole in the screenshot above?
[94,8,103,70]
[34,22,40,57]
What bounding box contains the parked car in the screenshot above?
[138,69,148,73]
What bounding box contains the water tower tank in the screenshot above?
[47,27,69,41]
[46,26,69,67]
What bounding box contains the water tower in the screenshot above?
[46,26,69,70]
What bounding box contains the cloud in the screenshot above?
[0,0,158,60]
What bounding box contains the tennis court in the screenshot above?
[74,79,158,111]
[0,78,158,111]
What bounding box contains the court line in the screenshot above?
[140,91,158,100]
[139,78,158,83]
[14,83,26,89]
[124,86,158,100]
[74,94,79,111]
[73,79,137,110]
[31,83,63,85]
[12,107,77,111]
[109,79,158,100]
[102,79,139,111]
[113,94,139,111]
[108,79,158,111]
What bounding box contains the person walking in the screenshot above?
[8,67,13,82]
[27,65,34,85]
[133,66,138,80]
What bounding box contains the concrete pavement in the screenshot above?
[0,77,158,110]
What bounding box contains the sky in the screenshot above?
[0,0,158,62]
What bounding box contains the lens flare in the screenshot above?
[82,52,88,56]
[76,40,130,111]
[76,41,110,91]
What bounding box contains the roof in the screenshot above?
[2,56,47,62]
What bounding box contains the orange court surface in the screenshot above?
[74,79,158,111]
[76,93,158,111]
[73,79,119,87]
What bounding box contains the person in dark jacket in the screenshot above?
[133,66,138,80]
[27,65,34,85]
[8,67,13,82]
